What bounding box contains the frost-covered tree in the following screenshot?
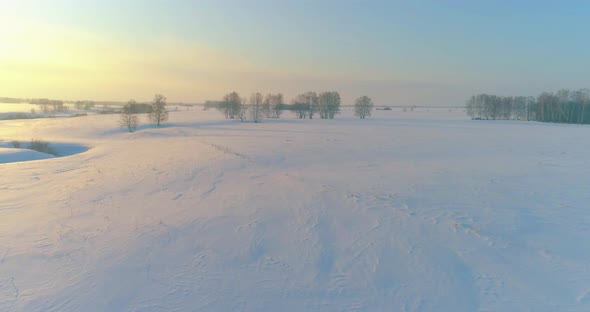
[149,94,168,126]
[354,95,374,119]
[120,99,140,132]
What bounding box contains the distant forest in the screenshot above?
[466,88,590,124]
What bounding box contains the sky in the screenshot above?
[0,0,588,105]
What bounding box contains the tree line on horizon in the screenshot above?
[205,91,374,122]
[119,91,374,132]
[466,88,590,124]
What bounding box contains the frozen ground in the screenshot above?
[1,108,589,311]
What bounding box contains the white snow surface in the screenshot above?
[1,109,589,311]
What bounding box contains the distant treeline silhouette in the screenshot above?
[204,91,373,121]
[466,88,590,124]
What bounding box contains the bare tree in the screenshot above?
[306,91,318,119]
[293,91,318,119]
[120,99,140,132]
[354,95,374,119]
[262,93,284,118]
[290,100,309,118]
[272,93,284,118]
[149,94,168,126]
[318,91,341,119]
[222,91,243,119]
[572,89,590,124]
[262,94,272,118]
[249,92,264,122]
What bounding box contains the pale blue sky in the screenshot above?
[1,0,588,104]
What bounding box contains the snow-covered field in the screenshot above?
[1,108,589,311]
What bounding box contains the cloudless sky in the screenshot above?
[1,0,588,105]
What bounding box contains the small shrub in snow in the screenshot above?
[70,113,88,117]
[11,140,21,148]
[28,139,58,156]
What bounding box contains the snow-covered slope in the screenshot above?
[1,109,589,311]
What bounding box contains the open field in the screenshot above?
[1,109,589,311]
